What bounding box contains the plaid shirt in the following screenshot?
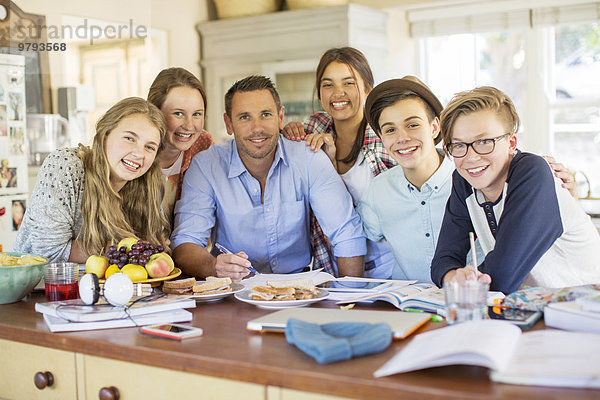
[304,112,397,275]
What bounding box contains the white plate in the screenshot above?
[234,289,329,309]
[190,283,245,302]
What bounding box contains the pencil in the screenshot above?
[469,232,478,272]
[214,242,259,274]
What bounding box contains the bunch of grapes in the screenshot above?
[105,240,165,268]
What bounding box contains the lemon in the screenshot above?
[121,264,148,283]
[105,264,121,279]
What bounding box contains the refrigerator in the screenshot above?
[0,54,28,252]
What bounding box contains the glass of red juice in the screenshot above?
[44,262,79,302]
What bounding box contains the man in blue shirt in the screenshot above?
[171,75,366,280]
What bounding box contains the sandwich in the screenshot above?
[249,286,296,301]
[162,277,197,294]
[250,278,318,301]
[193,276,232,295]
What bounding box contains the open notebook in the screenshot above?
[374,319,600,388]
[246,308,431,339]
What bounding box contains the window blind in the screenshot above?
[408,0,600,37]
[532,2,600,26]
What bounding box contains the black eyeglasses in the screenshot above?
[446,133,512,158]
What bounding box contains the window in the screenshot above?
[414,2,600,197]
[550,22,600,197]
[422,31,526,115]
[60,16,167,144]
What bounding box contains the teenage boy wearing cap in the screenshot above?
[357,76,453,282]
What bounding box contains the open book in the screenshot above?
[336,283,445,314]
[374,320,600,388]
[35,295,196,322]
[336,283,504,316]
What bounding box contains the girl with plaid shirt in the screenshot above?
[282,47,397,278]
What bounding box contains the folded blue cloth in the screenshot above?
[285,318,392,364]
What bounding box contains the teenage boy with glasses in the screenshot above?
[360,78,585,285]
[431,86,600,294]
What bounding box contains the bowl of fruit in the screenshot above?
[85,238,180,286]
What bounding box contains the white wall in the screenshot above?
[13,0,441,114]
[15,0,209,109]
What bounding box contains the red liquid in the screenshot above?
[45,281,79,302]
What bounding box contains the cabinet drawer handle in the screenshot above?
[99,386,120,400]
[34,371,54,389]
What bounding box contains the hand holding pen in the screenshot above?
[214,243,259,281]
[457,232,491,283]
[442,232,491,285]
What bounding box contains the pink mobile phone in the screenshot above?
[140,324,203,340]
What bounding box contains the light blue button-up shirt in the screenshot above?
[357,152,455,282]
[171,136,366,274]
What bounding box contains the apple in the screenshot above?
[117,237,138,252]
[144,252,174,278]
[85,255,109,279]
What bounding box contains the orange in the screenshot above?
[121,264,148,283]
[104,264,121,279]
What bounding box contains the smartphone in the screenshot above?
[488,307,542,330]
[140,324,204,340]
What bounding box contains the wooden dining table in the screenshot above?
[0,290,597,400]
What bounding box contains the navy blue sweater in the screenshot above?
[430,151,564,293]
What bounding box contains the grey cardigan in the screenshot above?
[13,148,84,262]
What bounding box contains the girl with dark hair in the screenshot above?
[282,47,396,278]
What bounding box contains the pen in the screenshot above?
[469,231,478,272]
[214,243,259,274]
[404,307,444,322]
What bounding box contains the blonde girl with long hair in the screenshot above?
[13,97,169,263]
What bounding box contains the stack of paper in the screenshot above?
[544,295,600,334]
[35,295,196,332]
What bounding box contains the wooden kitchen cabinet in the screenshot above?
[268,386,350,400]
[196,4,388,142]
[0,338,78,400]
[82,355,265,400]
[1,294,593,400]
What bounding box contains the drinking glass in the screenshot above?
[444,280,489,324]
[44,262,79,302]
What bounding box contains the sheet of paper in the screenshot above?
[491,329,600,388]
[240,269,335,288]
[325,281,416,302]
